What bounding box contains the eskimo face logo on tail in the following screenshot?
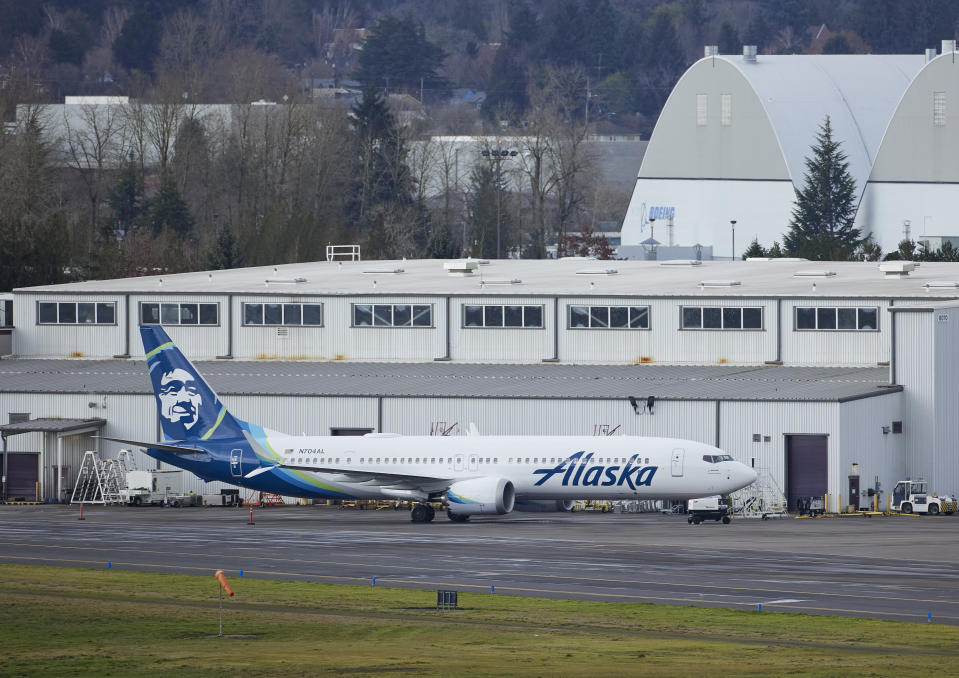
[533,451,657,489]
[158,368,202,431]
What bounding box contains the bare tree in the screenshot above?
[62,100,125,228]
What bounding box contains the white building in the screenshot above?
[2,257,958,512]
[621,42,959,258]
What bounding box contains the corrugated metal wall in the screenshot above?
[11,289,906,367]
[719,400,840,508]
[779,298,891,365]
[839,394,907,505]
[450,295,554,362]
[933,307,959,495]
[14,293,128,358]
[894,310,936,485]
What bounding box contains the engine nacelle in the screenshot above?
[514,499,575,513]
[447,477,515,516]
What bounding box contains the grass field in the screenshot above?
[1,563,957,677]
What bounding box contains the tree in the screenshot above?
[482,46,528,121]
[563,224,615,259]
[783,116,861,261]
[354,15,446,94]
[148,171,193,236]
[204,222,243,270]
[742,238,767,259]
[718,21,740,55]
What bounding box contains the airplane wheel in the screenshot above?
[426,505,436,522]
[928,504,940,516]
[410,504,428,522]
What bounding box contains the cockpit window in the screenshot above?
[703,454,735,463]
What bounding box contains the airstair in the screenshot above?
[730,466,789,519]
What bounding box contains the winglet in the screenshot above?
[245,464,281,479]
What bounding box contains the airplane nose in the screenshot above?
[743,465,758,486]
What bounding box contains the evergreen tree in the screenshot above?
[783,117,861,261]
[466,164,510,259]
[482,47,529,121]
[354,15,447,94]
[742,237,767,259]
[148,172,193,236]
[107,153,144,234]
[718,21,740,55]
[205,223,243,270]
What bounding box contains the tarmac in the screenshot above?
[2,504,958,625]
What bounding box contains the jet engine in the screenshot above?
[514,499,575,512]
[446,477,515,515]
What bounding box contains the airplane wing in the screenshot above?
[246,462,452,491]
[98,436,205,455]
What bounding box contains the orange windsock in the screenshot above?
[214,570,234,596]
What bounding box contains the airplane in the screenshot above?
[105,325,758,523]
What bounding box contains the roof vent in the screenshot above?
[923,281,959,289]
[444,260,478,276]
[699,279,741,287]
[926,48,938,62]
[659,260,702,266]
[879,261,914,278]
[480,279,522,286]
[362,268,404,274]
[704,45,719,57]
[943,40,957,54]
[743,45,757,62]
[575,268,619,275]
[793,270,836,277]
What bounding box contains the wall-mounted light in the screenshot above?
[881,425,891,435]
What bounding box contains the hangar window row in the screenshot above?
[140,302,218,326]
[243,302,323,326]
[464,304,543,328]
[38,301,115,325]
[353,304,432,327]
[569,305,650,329]
[795,306,878,331]
[681,306,763,330]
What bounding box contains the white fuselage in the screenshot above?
[247,432,758,501]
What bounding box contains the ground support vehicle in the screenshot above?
[687,495,731,524]
[891,479,957,515]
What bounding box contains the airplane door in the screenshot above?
[454,454,465,472]
[468,454,479,471]
[671,449,685,477]
[230,449,243,477]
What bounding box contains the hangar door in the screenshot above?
[4,452,39,501]
[786,435,827,512]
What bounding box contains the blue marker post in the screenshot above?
[491,585,495,594]
[757,603,762,612]
[239,570,243,577]
[371,577,375,587]
[107,562,111,569]
[928,612,932,623]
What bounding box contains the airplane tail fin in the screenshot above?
[141,325,248,442]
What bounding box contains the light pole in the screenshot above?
[483,143,517,259]
[649,216,656,241]
[730,220,737,261]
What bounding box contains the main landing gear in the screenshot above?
[410,503,436,523]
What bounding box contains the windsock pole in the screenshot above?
[214,570,234,636]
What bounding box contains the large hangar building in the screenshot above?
[3,257,959,512]
[621,41,959,258]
